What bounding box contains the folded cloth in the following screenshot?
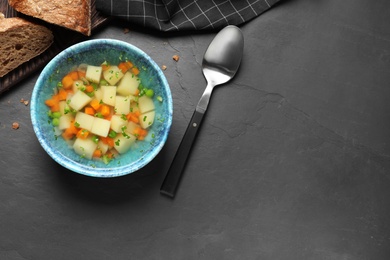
[96,0,281,31]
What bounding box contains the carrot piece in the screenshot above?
[133,126,147,139]
[118,62,128,73]
[45,99,57,107]
[68,71,79,80]
[89,99,101,111]
[61,75,74,89]
[105,151,115,159]
[84,106,95,116]
[134,89,140,96]
[78,71,86,79]
[126,113,139,123]
[65,88,74,95]
[68,121,80,135]
[125,113,131,121]
[101,64,110,71]
[100,105,111,117]
[133,126,142,136]
[50,103,60,112]
[85,85,94,93]
[62,121,79,139]
[131,67,140,75]
[125,61,133,69]
[100,137,115,147]
[76,129,89,139]
[93,149,103,158]
[62,130,75,140]
[132,115,139,123]
[58,89,68,101]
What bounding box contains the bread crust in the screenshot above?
[8,0,91,36]
[0,17,54,77]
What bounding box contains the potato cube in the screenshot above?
[114,95,131,115]
[58,114,74,130]
[74,112,95,131]
[139,110,155,129]
[130,101,140,114]
[94,88,103,102]
[73,80,85,93]
[59,101,71,115]
[110,114,127,133]
[101,85,116,106]
[126,121,139,135]
[86,65,102,83]
[117,71,140,96]
[91,117,111,137]
[73,137,98,159]
[97,140,109,154]
[113,133,136,154]
[68,90,92,111]
[103,65,124,85]
[138,95,155,114]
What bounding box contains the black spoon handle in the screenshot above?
[160,109,205,198]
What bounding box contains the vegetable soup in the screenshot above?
[45,60,160,164]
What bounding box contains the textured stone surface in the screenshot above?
[1,0,390,259]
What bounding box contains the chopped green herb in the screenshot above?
[64,108,71,114]
[91,82,98,90]
[102,155,112,164]
[95,112,103,118]
[108,130,117,138]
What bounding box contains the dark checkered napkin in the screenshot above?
[96,0,281,31]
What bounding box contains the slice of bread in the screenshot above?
[8,0,91,36]
[0,16,54,77]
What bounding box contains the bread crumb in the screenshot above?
[172,55,179,62]
[12,122,19,130]
[123,28,130,34]
[20,98,29,105]
[161,65,167,70]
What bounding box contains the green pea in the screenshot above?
[52,118,60,126]
[92,136,99,144]
[145,89,154,98]
[52,112,61,118]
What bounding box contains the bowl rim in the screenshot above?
[30,39,173,177]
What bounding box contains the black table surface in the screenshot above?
[1,0,390,259]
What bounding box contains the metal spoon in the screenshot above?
[160,25,244,198]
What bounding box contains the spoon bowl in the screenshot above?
[161,25,244,197]
[198,26,244,113]
[203,25,244,79]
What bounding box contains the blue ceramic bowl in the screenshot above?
[31,39,173,177]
